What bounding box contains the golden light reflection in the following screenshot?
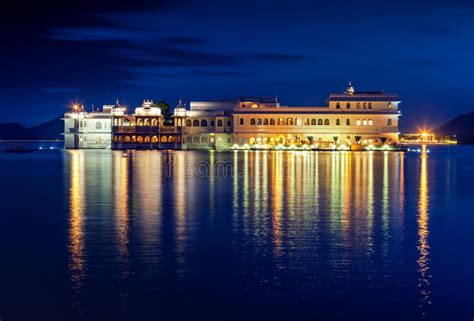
[271,151,283,255]
[68,150,85,309]
[114,153,130,260]
[174,152,187,265]
[417,145,432,314]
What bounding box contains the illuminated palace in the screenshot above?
[64,83,401,150]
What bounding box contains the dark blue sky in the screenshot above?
[1,0,473,131]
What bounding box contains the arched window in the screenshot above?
[186,119,192,126]
[201,119,207,127]
[96,122,102,130]
[336,102,340,109]
[270,119,275,125]
[263,118,268,125]
[257,118,262,125]
[144,136,150,143]
[357,102,361,109]
[368,102,373,109]
[346,119,351,125]
[346,103,351,109]
[193,119,199,127]
[250,118,256,125]
[295,118,302,125]
[318,119,323,125]
[124,136,131,143]
[151,118,158,126]
[286,118,293,125]
[137,136,143,143]
[324,119,330,125]
[161,136,167,143]
[278,118,284,125]
[363,103,367,109]
[210,120,215,127]
[144,118,150,126]
[240,118,244,125]
[388,102,392,109]
[336,119,340,125]
[151,136,158,143]
[304,118,309,125]
[311,119,316,125]
[227,120,231,126]
[387,119,392,126]
[217,119,223,127]
[169,136,175,142]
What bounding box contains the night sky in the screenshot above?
[1,0,473,131]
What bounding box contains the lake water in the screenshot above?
[0,146,473,321]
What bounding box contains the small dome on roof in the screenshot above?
[346,81,355,95]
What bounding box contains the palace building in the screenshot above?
[64,83,401,150]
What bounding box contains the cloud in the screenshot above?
[413,24,451,36]
[41,87,82,94]
[250,52,308,62]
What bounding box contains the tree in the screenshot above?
[156,101,172,123]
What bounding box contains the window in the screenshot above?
[356,120,361,126]
[217,119,223,127]
[311,119,316,125]
[210,120,215,127]
[96,122,102,130]
[368,119,373,126]
[186,119,192,127]
[357,102,361,109]
[270,119,275,125]
[346,119,351,125]
[193,120,199,127]
[227,121,231,127]
[263,118,269,125]
[201,119,208,127]
[388,102,392,109]
[336,119,340,125]
[324,119,330,125]
[257,118,262,125]
[250,118,256,125]
[368,102,373,109]
[286,118,293,125]
[240,118,244,125]
[96,136,102,143]
[278,118,284,125]
[296,118,302,125]
[193,136,199,143]
[363,119,367,126]
[318,119,323,125]
[363,103,367,109]
[304,118,309,125]
[346,103,351,109]
[387,119,392,126]
[336,102,340,109]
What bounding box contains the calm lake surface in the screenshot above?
[0,146,473,321]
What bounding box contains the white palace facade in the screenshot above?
[64,83,401,151]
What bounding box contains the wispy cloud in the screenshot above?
[41,87,82,94]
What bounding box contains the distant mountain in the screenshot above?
[29,116,63,140]
[0,116,63,140]
[437,111,474,144]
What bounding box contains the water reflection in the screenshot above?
[67,150,85,311]
[63,149,438,319]
[417,145,432,315]
[113,152,130,305]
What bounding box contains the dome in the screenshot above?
[346,81,355,95]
